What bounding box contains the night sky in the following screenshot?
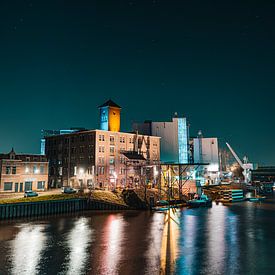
[0,0,275,165]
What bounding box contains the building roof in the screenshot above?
[98,99,121,109]
[45,129,161,139]
[0,148,47,162]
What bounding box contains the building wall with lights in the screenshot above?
[0,149,48,192]
[45,130,160,189]
[133,116,189,164]
[193,137,220,184]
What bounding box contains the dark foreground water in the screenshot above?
[1,202,275,275]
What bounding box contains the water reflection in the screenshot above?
[11,224,47,275]
[160,209,180,274]
[100,214,125,274]
[146,212,164,273]
[176,209,198,274]
[206,205,227,274]
[64,217,93,275]
[1,203,275,275]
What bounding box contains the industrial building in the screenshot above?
[191,131,220,184]
[0,149,48,192]
[45,100,160,189]
[132,114,189,164]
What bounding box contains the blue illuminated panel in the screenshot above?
[100,107,109,131]
[178,118,188,163]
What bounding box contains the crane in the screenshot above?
[226,142,254,184]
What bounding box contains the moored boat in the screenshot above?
[187,194,212,208]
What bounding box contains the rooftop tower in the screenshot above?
[98,99,121,132]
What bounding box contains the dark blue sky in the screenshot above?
[0,0,275,164]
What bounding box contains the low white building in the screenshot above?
[193,134,220,184]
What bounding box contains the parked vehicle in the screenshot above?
[24,190,38,198]
[61,187,77,194]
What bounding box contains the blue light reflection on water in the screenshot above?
[1,203,275,274]
[174,202,275,275]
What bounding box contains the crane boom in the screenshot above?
[226,142,244,169]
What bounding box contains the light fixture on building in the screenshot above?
[153,166,159,177]
[79,168,84,175]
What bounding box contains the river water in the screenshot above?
[1,202,275,275]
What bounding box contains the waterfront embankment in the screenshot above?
[0,188,161,220]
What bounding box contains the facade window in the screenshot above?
[24,181,33,191]
[120,157,125,164]
[98,166,105,175]
[40,165,45,174]
[109,157,115,164]
[109,168,115,175]
[88,167,94,175]
[25,165,30,173]
[4,182,13,191]
[33,165,38,174]
[110,146,115,154]
[5,166,11,174]
[12,166,16,174]
[88,155,93,162]
[37,181,45,190]
[110,135,115,144]
[99,157,104,164]
[99,134,105,141]
[99,146,105,153]
[120,136,125,143]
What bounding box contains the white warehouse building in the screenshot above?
[133,114,189,164]
[193,133,220,184]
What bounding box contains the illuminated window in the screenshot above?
[33,165,37,173]
[109,168,115,175]
[110,157,115,164]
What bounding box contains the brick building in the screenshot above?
[45,129,160,189]
[45,100,160,189]
[0,149,48,192]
